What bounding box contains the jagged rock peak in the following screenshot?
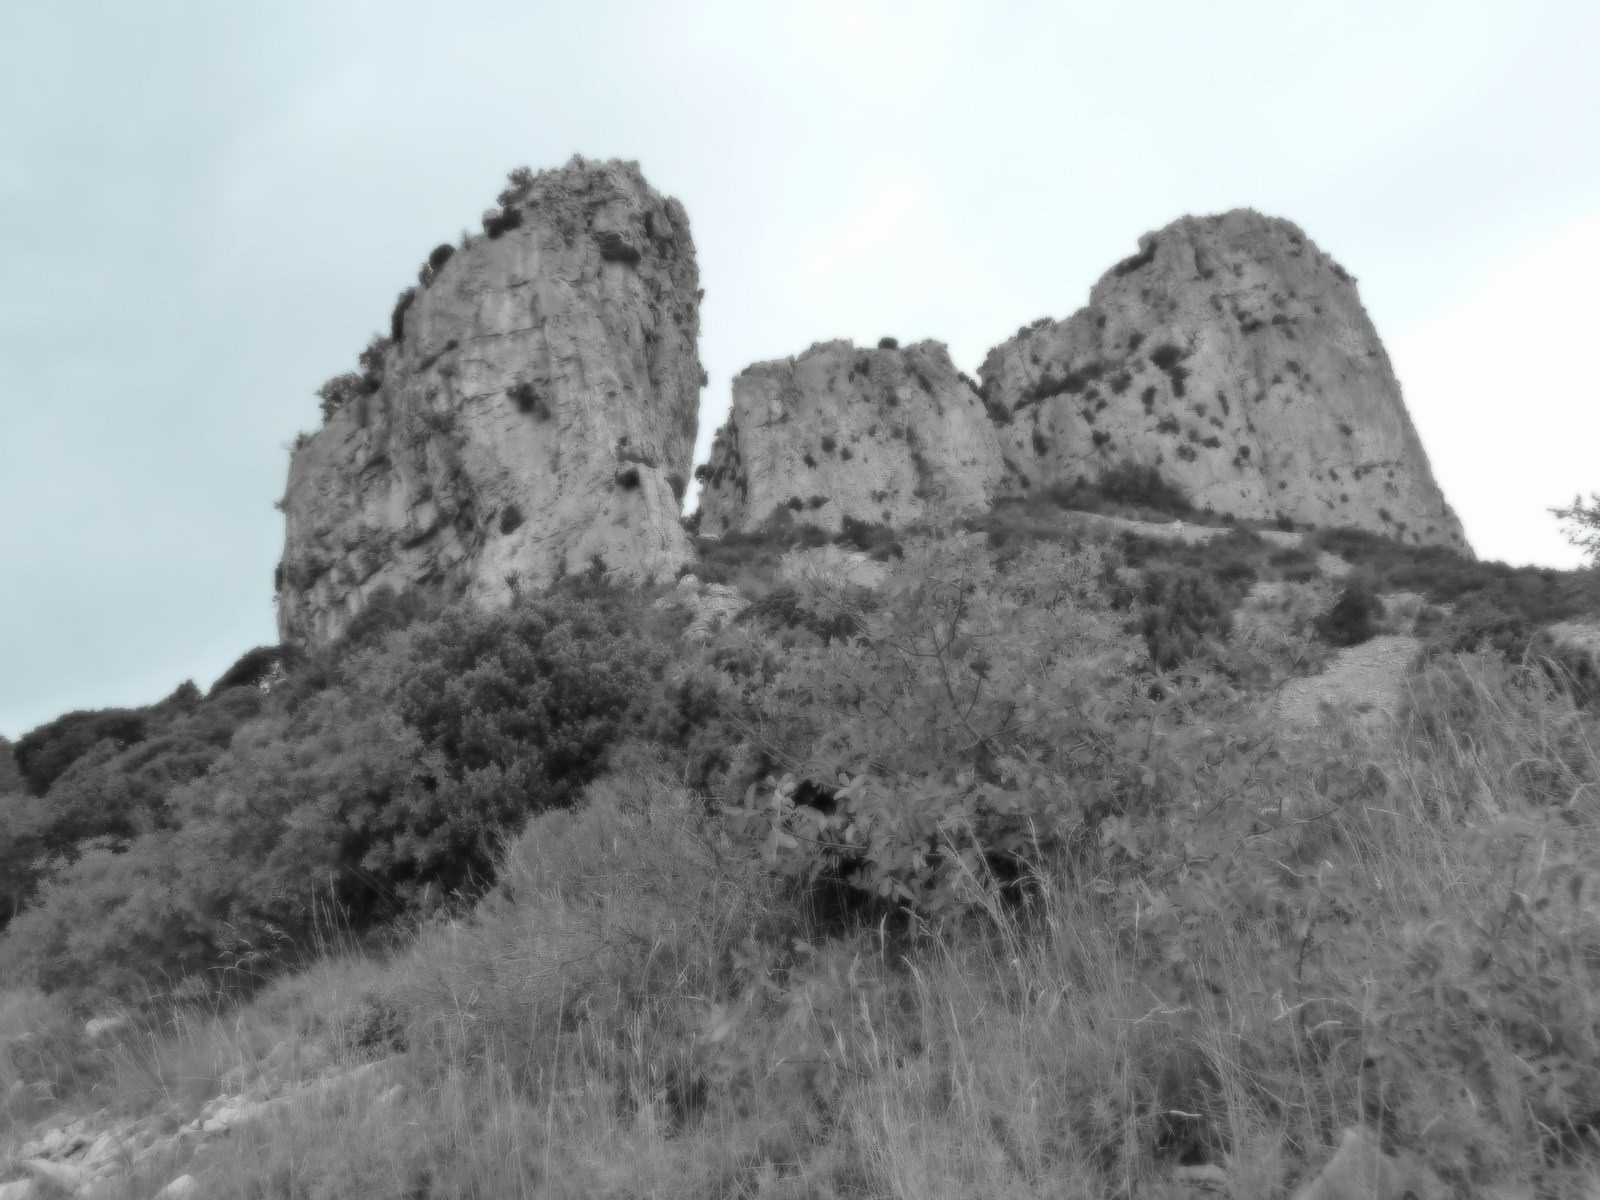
[696,338,1004,537]
[981,209,1468,551]
[276,156,704,646]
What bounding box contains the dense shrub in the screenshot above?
[0,736,23,795]
[739,583,860,644]
[1552,492,1600,563]
[426,242,455,274]
[482,208,523,238]
[379,592,662,898]
[836,515,903,560]
[1311,527,1600,631]
[13,708,148,796]
[1016,462,1193,526]
[0,587,664,1002]
[208,645,296,696]
[390,287,417,344]
[725,536,1163,915]
[316,372,368,422]
[691,522,831,586]
[496,166,535,210]
[1314,576,1384,647]
[1092,461,1191,514]
[1127,565,1237,670]
[337,584,440,652]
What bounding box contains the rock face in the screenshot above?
[980,210,1467,550]
[696,340,1004,537]
[276,157,702,646]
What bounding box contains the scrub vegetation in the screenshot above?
[4,498,1600,1198]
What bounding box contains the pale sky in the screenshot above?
[2,1,1598,739]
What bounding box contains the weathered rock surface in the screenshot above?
[651,575,749,639]
[276,157,703,646]
[980,210,1468,551]
[696,340,1003,537]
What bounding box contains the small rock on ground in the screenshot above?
[155,1174,201,1200]
[1289,1127,1444,1200]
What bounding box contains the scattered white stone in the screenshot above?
[1289,1126,1445,1200]
[19,1120,87,1159]
[154,1174,201,1200]
[83,1014,130,1042]
[1173,1163,1231,1193]
[20,1158,90,1192]
[83,1130,122,1168]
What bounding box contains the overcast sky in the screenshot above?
[3,1,1598,739]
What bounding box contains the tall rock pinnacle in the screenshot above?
[276,157,703,646]
[980,209,1467,550]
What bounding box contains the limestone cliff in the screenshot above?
[696,340,1004,537]
[980,210,1467,550]
[276,157,702,646]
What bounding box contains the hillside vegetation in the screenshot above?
[4,491,1600,1199]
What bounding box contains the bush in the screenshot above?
[1028,461,1193,524]
[316,372,368,423]
[390,287,418,344]
[1129,566,1236,670]
[724,536,1158,916]
[208,645,295,697]
[0,736,24,796]
[837,515,903,561]
[482,208,523,239]
[1315,577,1384,647]
[496,166,536,211]
[378,593,662,900]
[13,708,148,796]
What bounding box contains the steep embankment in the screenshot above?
[980,209,1467,550]
[276,157,703,646]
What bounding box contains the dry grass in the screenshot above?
[6,655,1600,1198]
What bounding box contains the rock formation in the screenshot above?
[695,339,1004,537]
[980,210,1467,550]
[276,157,703,646]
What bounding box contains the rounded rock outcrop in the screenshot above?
[696,339,1004,537]
[980,210,1468,551]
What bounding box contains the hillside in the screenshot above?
[5,161,1600,1199]
[6,485,1600,1198]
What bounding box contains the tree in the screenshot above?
[724,534,1166,914]
[1552,493,1600,563]
[0,736,23,795]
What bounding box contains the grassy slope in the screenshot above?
[5,507,1600,1199]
